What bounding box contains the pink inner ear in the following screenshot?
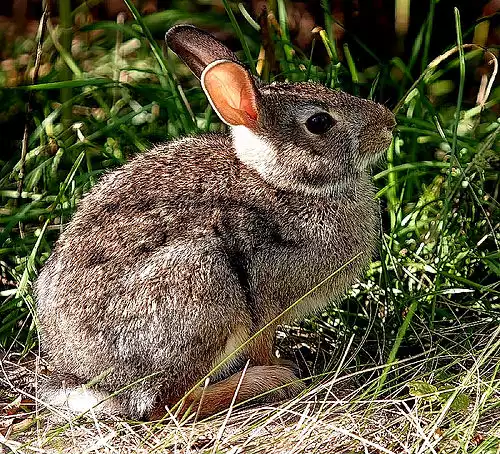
[238,86,258,121]
[202,61,258,128]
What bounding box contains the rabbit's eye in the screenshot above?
[305,113,335,134]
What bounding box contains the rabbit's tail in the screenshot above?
[153,365,305,420]
[39,374,123,419]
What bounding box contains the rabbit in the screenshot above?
[35,24,396,421]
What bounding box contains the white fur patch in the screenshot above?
[231,125,277,178]
[48,386,114,415]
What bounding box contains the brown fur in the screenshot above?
[35,26,395,420]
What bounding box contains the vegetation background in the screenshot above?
[0,0,498,452]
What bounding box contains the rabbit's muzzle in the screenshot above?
[358,106,396,158]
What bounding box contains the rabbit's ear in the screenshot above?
[166,25,239,79]
[201,60,259,129]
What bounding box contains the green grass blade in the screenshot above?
[221,0,255,72]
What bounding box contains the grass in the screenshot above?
[0,0,499,452]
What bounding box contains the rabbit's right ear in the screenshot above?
[166,25,239,79]
[201,60,259,129]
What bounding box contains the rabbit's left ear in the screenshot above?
[201,60,259,129]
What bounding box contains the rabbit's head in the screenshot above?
[167,25,395,195]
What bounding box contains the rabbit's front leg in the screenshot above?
[249,322,302,376]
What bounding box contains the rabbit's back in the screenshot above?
[36,134,262,416]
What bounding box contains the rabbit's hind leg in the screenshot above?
[153,365,305,420]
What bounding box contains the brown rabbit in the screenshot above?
[35,25,395,420]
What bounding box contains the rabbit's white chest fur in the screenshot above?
[231,124,378,312]
[232,126,276,179]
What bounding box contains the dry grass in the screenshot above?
[1,321,499,454]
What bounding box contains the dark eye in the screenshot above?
[305,112,335,134]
